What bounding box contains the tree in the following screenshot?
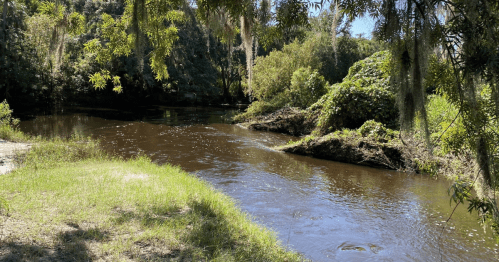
[84,0,185,92]
[0,0,50,106]
[165,5,219,104]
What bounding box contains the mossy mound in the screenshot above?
[278,131,405,170]
[312,51,398,135]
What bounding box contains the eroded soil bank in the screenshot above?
[240,108,469,181]
[240,108,317,136]
[278,135,406,170]
[239,108,411,171]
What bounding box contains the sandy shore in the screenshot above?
[0,140,30,175]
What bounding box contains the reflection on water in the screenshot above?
[19,107,499,261]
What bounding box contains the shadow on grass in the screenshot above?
[111,199,275,261]
[0,226,108,262]
[187,200,241,255]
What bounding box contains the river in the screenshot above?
[18,106,499,261]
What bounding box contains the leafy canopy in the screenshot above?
[84,0,185,92]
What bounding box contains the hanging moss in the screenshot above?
[240,15,254,96]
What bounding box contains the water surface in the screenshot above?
[19,107,499,261]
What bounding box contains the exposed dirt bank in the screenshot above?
[0,140,30,175]
[277,135,406,170]
[238,108,410,171]
[239,108,317,136]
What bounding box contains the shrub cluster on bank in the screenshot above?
[237,49,499,236]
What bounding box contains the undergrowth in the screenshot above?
[0,100,29,142]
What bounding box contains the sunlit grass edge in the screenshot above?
[0,140,304,261]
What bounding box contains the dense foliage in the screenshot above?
[313,51,398,134]
[237,31,381,120]
[0,0,382,109]
[251,38,321,102]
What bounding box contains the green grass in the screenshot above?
[0,124,30,142]
[0,140,303,261]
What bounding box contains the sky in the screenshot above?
[350,16,376,38]
[308,3,376,39]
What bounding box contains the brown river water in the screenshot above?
[18,106,499,261]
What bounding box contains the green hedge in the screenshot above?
[314,51,398,134]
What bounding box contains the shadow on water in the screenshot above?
[14,106,239,124]
[18,107,499,262]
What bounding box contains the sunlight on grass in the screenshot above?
[0,140,303,261]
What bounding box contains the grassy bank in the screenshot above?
[0,137,303,261]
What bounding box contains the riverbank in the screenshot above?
[0,138,303,261]
[241,109,498,231]
[239,108,466,176]
[275,129,479,184]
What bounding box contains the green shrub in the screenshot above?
[439,120,468,155]
[289,67,328,108]
[251,39,321,101]
[420,95,460,135]
[0,100,28,141]
[358,120,398,141]
[314,51,398,135]
[415,94,467,154]
[0,100,20,127]
[237,67,327,121]
[239,36,331,121]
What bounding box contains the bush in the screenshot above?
[0,100,20,127]
[314,51,398,134]
[414,94,467,154]
[0,100,27,141]
[439,120,467,155]
[251,38,321,101]
[238,66,327,121]
[419,95,459,135]
[358,120,398,141]
[289,67,328,108]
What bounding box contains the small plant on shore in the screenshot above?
[0,100,28,142]
[0,100,19,127]
[358,120,398,142]
[413,158,439,177]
